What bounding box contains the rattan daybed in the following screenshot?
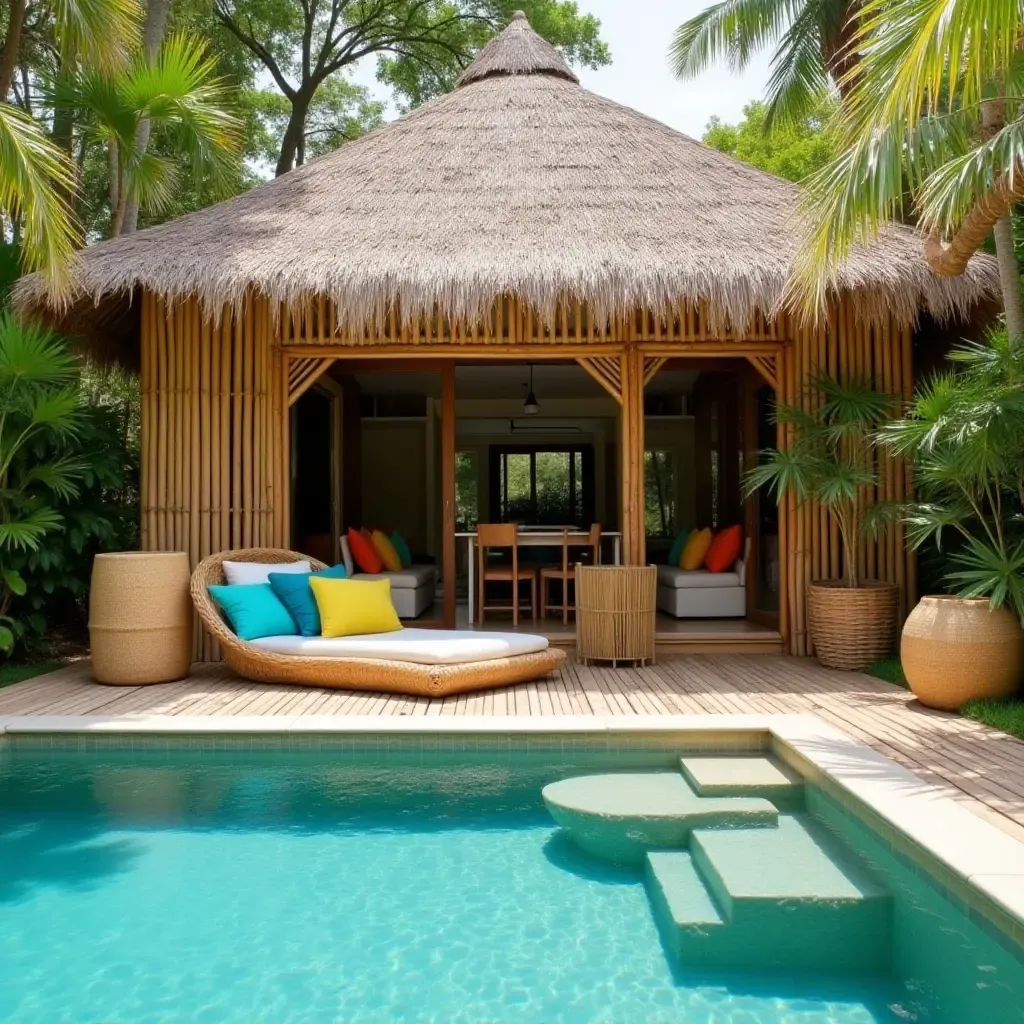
[191,548,566,696]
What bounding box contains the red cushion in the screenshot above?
[348,528,383,574]
[704,525,743,573]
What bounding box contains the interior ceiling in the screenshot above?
[353,364,699,399]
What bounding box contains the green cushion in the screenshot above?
[208,584,298,641]
[390,530,413,569]
[667,529,691,567]
[267,564,348,636]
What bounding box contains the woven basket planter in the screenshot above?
[575,564,657,666]
[901,596,1024,711]
[89,551,192,685]
[807,580,899,671]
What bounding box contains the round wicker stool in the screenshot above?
[89,551,192,685]
[575,565,657,666]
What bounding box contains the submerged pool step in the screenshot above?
[645,815,891,975]
[679,755,804,809]
[541,773,778,865]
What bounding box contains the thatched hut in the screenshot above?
[17,11,1000,659]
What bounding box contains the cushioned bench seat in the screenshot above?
[656,555,747,619]
[657,567,742,589]
[251,628,548,665]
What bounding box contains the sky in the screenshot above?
[575,0,773,138]
[348,0,774,140]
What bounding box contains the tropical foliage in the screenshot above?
[880,332,1024,620]
[744,376,892,588]
[703,98,838,182]
[792,0,1024,334]
[0,315,86,652]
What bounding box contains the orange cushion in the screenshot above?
[680,528,712,570]
[348,528,383,574]
[371,529,403,572]
[705,525,743,573]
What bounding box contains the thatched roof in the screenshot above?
[16,10,999,335]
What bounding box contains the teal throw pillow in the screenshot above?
[667,529,691,567]
[390,530,413,569]
[208,584,298,641]
[268,564,348,636]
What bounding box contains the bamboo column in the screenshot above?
[619,344,646,565]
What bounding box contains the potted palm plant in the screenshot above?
[744,375,898,669]
[880,333,1024,710]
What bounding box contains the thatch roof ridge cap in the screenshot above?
[455,10,579,87]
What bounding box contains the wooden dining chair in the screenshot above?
[477,523,537,626]
[540,523,602,624]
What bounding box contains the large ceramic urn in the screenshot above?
[89,551,192,685]
[901,595,1024,710]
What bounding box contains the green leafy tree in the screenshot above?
[880,332,1024,619]
[670,0,856,128]
[744,376,892,588]
[702,98,838,183]
[212,0,610,176]
[0,316,87,653]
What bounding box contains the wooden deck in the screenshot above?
[4,654,1024,843]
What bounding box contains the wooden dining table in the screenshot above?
[457,527,623,624]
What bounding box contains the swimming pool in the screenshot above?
[0,737,1021,1023]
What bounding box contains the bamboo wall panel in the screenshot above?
[140,291,286,661]
[780,298,916,658]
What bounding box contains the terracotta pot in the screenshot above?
[901,596,1024,711]
[807,580,899,671]
[89,551,192,685]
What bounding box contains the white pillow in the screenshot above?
[222,560,312,586]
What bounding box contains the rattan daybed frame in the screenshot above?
[191,548,566,696]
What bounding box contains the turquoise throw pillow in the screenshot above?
[268,564,348,636]
[667,529,691,567]
[391,530,412,569]
[208,584,298,641]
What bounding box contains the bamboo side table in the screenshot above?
[575,565,657,667]
[89,551,193,685]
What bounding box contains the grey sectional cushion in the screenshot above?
[657,566,741,589]
[356,565,436,588]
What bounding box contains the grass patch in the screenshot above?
[0,660,63,689]
[864,657,907,688]
[962,698,1024,741]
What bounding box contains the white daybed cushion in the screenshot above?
[223,560,312,585]
[249,628,548,666]
[657,566,742,589]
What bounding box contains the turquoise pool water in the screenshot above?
[0,746,1021,1023]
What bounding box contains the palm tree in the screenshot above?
[68,33,242,236]
[669,0,859,127]
[791,0,1024,341]
[0,0,140,294]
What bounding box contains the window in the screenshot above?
[455,451,478,532]
[489,446,593,526]
[644,448,677,538]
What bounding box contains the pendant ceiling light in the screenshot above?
[523,364,540,415]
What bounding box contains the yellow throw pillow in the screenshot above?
[371,529,403,572]
[309,577,402,637]
[680,527,713,570]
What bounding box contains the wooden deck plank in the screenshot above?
[4,654,1024,842]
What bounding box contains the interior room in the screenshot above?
[289,359,781,649]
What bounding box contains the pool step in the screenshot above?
[541,773,778,865]
[645,815,891,975]
[679,755,804,809]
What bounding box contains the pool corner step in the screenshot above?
[679,755,803,808]
[646,815,892,976]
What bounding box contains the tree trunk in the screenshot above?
[0,0,28,100]
[119,0,170,235]
[275,95,310,176]
[994,214,1024,344]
